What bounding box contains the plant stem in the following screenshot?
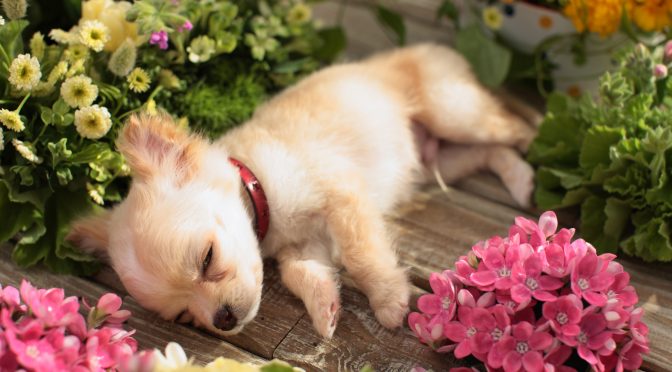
[16,93,31,113]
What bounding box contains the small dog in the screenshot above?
[67,44,537,338]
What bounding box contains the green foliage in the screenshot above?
[456,25,511,88]
[0,0,344,274]
[528,44,672,262]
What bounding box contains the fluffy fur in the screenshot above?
[67,44,537,338]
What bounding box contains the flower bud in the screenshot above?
[665,41,672,63]
[654,64,668,80]
[108,38,137,77]
[29,32,45,61]
[2,0,27,20]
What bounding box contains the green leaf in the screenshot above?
[12,238,51,268]
[623,217,672,262]
[48,138,73,167]
[52,99,70,115]
[315,27,346,61]
[375,5,406,46]
[0,20,29,59]
[0,177,50,211]
[602,198,630,251]
[40,106,53,125]
[68,143,111,164]
[0,182,35,243]
[579,125,623,170]
[259,360,298,372]
[547,168,583,189]
[455,25,511,87]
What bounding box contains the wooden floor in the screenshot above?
[1,175,671,371]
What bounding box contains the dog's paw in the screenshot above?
[370,275,410,329]
[506,160,534,208]
[307,279,341,338]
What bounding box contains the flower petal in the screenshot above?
[471,270,498,287]
[522,351,545,372]
[503,351,522,372]
[417,294,443,315]
[529,332,553,351]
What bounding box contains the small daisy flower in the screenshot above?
[47,61,69,85]
[79,20,110,52]
[49,28,79,44]
[0,108,24,132]
[60,75,99,108]
[64,44,90,63]
[74,105,112,139]
[127,68,151,93]
[482,6,503,30]
[12,139,43,164]
[8,54,42,91]
[287,3,312,25]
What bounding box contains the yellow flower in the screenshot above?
[127,67,150,93]
[12,139,42,164]
[64,44,90,63]
[32,82,56,97]
[0,108,23,132]
[628,0,672,32]
[47,61,69,85]
[82,0,139,52]
[66,59,86,78]
[286,3,312,25]
[564,0,624,37]
[49,28,79,44]
[74,104,112,139]
[61,75,99,108]
[146,98,157,116]
[79,20,110,52]
[8,54,41,91]
[482,6,503,30]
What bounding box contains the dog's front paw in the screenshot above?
[307,279,341,338]
[506,160,534,208]
[370,275,410,329]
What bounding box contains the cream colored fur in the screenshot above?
[67,44,537,338]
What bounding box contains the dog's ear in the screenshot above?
[117,113,203,183]
[66,210,112,259]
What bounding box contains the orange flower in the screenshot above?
[628,0,672,32]
[563,0,624,37]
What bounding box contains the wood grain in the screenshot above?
[274,286,469,371]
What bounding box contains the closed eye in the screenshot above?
[202,244,213,276]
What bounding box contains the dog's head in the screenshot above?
[67,114,263,335]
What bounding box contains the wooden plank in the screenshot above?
[456,173,522,209]
[124,296,266,365]
[274,286,469,371]
[91,259,306,360]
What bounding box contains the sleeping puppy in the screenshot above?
[67,44,538,338]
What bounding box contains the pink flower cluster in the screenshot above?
[409,212,649,372]
[0,280,141,371]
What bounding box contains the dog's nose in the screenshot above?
[213,305,237,331]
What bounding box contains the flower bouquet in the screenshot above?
[409,212,649,371]
[0,0,341,274]
[528,42,672,262]
[0,280,141,370]
[438,0,672,94]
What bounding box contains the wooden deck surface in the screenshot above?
[2,175,671,371]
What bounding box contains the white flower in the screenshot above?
[154,342,192,370]
[0,15,5,26]
[74,105,112,139]
[79,20,110,52]
[187,35,216,63]
[61,75,98,108]
[12,139,42,164]
[0,108,24,132]
[82,0,138,52]
[8,54,41,91]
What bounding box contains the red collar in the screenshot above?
[229,158,269,242]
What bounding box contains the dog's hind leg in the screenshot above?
[432,144,535,208]
[277,245,341,338]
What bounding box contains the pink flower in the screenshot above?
[604,270,638,308]
[570,252,614,306]
[4,328,57,370]
[542,294,582,337]
[444,306,510,361]
[558,313,615,366]
[488,321,553,372]
[408,313,445,347]
[20,281,81,328]
[457,288,495,308]
[417,272,457,324]
[654,64,668,79]
[149,30,169,49]
[88,293,132,327]
[471,242,532,291]
[513,211,557,248]
[1,284,21,309]
[178,20,193,32]
[510,253,563,304]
